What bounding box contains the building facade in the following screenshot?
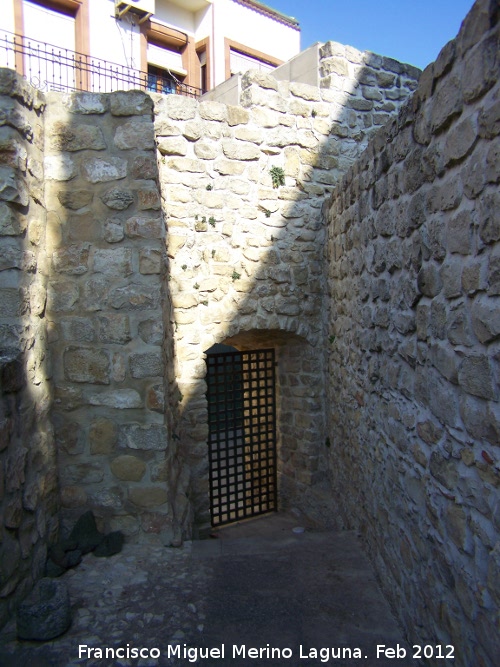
[0,0,300,95]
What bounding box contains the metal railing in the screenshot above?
[0,30,202,98]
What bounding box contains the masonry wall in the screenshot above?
[155,65,418,532]
[39,89,190,545]
[0,70,58,627]
[324,1,499,664]
[0,52,417,556]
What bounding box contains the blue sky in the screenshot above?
[268,0,476,70]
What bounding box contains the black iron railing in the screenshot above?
[0,30,202,98]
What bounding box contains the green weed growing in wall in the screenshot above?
[270,166,285,189]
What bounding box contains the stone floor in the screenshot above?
[0,513,419,667]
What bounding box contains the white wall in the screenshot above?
[155,1,196,34]
[3,1,16,34]
[0,1,19,70]
[194,4,213,42]
[89,0,141,70]
[211,0,300,87]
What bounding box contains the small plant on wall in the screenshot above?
[270,166,285,189]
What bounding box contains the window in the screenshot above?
[22,0,76,90]
[199,48,207,93]
[224,39,282,82]
[229,48,275,76]
[146,41,186,95]
[147,64,181,95]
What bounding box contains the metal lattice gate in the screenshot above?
[206,348,277,527]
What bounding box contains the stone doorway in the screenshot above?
[194,329,327,535]
[205,344,277,527]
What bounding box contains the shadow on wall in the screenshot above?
[157,48,420,537]
[36,89,184,546]
[0,70,57,628]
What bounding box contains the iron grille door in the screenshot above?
[207,348,277,527]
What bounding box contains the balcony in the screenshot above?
[0,30,202,98]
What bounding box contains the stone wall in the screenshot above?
[0,38,420,553]
[2,2,492,653]
[319,40,420,126]
[0,71,58,627]
[40,89,189,545]
[323,0,499,664]
[154,65,418,532]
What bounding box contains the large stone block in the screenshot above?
[129,352,163,378]
[101,187,134,210]
[478,97,500,140]
[417,263,442,297]
[147,384,164,413]
[458,354,497,400]
[63,462,105,484]
[96,314,131,344]
[479,190,500,244]
[193,139,220,160]
[89,418,118,455]
[93,248,132,276]
[57,189,93,210]
[430,76,463,134]
[157,136,188,156]
[110,91,152,116]
[64,347,110,385]
[130,155,158,180]
[139,248,162,274]
[471,295,500,343]
[125,215,163,239]
[443,115,477,167]
[110,283,161,310]
[429,451,459,489]
[48,122,106,151]
[82,157,127,183]
[0,288,24,317]
[119,424,167,451]
[60,485,88,508]
[47,281,79,312]
[52,244,89,275]
[0,202,25,236]
[156,94,197,120]
[137,184,161,211]
[290,82,321,101]
[44,155,77,181]
[0,167,28,206]
[114,120,154,150]
[222,139,260,161]
[138,318,163,345]
[167,157,206,173]
[129,487,168,509]
[17,579,71,641]
[213,159,246,176]
[462,34,499,103]
[447,209,474,255]
[63,92,109,115]
[199,101,227,121]
[227,105,249,126]
[87,389,142,409]
[111,455,146,481]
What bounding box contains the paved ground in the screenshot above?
[0,513,419,667]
